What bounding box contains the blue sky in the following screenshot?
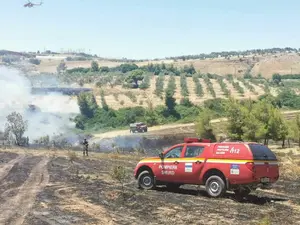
[0,0,299,59]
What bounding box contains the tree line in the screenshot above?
[165,47,299,61]
[197,96,300,147]
[2,88,300,148]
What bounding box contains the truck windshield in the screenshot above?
[248,144,277,161]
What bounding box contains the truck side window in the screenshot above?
[184,146,205,157]
[164,146,183,158]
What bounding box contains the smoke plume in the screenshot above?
[0,66,80,142]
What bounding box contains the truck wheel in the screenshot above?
[205,175,226,198]
[137,171,155,190]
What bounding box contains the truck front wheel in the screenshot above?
[205,175,226,198]
[137,171,155,190]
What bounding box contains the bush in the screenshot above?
[124,91,137,103]
[276,89,300,109]
[2,55,20,64]
[280,74,300,79]
[113,93,119,101]
[203,98,229,117]
[29,58,41,65]
[237,77,256,93]
[217,78,230,96]
[139,73,151,89]
[180,74,189,97]
[154,74,164,97]
[110,165,127,198]
[192,74,204,97]
[232,81,244,95]
[203,75,216,98]
[182,64,196,75]
[166,75,176,96]
[195,108,217,141]
[225,74,234,83]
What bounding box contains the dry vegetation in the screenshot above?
[36,52,300,78]
[92,75,265,110]
[0,146,299,225]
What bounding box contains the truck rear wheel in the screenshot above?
[205,175,226,198]
[137,171,155,190]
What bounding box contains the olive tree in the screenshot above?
[125,69,144,88]
[4,112,28,146]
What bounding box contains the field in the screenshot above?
[35,53,300,110]
[35,52,300,78]
[0,146,299,225]
[92,75,268,110]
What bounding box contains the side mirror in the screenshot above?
[158,152,164,159]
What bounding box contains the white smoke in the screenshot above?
[0,66,80,142]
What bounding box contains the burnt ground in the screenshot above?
[0,149,299,225]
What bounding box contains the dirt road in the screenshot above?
[0,148,299,224]
[91,110,300,141]
[90,118,228,141]
[0,153,49,225]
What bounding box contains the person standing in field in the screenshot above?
[82,138,89,156]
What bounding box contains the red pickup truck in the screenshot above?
[134,138,279,198]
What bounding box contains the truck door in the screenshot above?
[181,144,206,184]
[154,145,186,182]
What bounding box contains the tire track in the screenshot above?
[0,157,49,225]
[54,186,115,225]
[0,154,25,182]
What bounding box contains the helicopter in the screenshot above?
[24,0,43,8]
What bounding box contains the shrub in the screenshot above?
[154,74,164,97]
[113,93,119,101]
[124,91,137,103]
[237,77,256,93]
[232,81,244,95]
[110,165,127,198]
[180,74,189,97]
[139,73,151,89]
[192,74,204,97]
[166,75,176,96]
[29,58,41,65]
[203,75,216,98]
[217,78,230,96]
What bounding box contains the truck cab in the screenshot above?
[134,138,279,198]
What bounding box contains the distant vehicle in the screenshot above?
[130,122,148,133]
[134,138,279,199]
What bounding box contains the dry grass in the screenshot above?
[36,52,300,78]
[277,155,300,180]
[0,147,143,162]
[1,145,300,224]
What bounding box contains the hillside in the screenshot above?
[92,75,267,110]
[33,52,300,78]
[2,47,300,78]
